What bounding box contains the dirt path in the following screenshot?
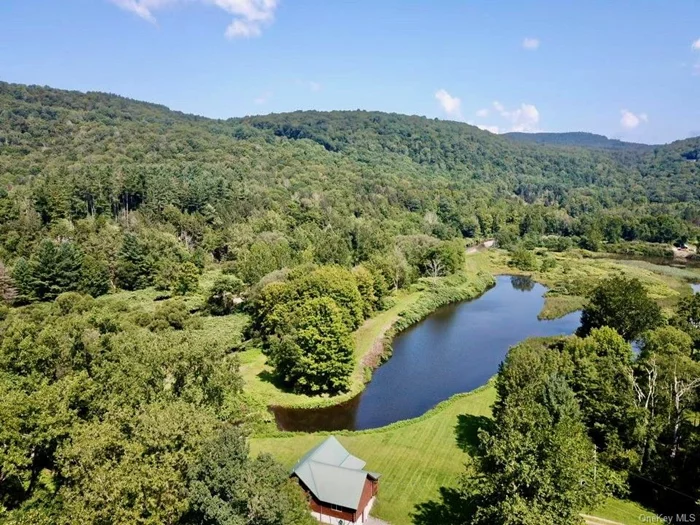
[581,514,625,525]
[358,299,415,369]
[466,239,496,254]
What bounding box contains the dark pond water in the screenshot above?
[272,275,582,432]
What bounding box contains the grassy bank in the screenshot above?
[250,385,497,524]
[239,271,495,410]
[238,289,421,410]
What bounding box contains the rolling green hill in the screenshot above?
[503,131,652,150]
[2,80,700,524]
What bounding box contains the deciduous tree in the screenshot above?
[577,276,662,341]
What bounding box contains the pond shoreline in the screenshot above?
[256,249,700,427]
[266,271,496,411]
[271,275,581,432]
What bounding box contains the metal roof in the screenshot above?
[291,436,380,511]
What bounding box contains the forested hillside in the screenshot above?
[1,81,700,524]
[1,81,699,273]
[503,131,651,150]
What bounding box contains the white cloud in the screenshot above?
[692,38,700,51]
[620,109,648,129]
[492,101,540,132]
[512,104,540,132]
[110,0,279,38]
[475,108,489,118]
[226,19,262,38]
[493,100,506,114]
[254,90,272,104]
[308,81,322,92]
[435,89,463,119]
[522,37,540,50]
[477,124,500,134]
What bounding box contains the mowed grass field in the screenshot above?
[251,385,497,525]
[250,382,659,525]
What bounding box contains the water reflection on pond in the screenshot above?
[272,275,581,432]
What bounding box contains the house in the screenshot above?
[291,436,380,525]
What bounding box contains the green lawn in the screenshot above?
[589,498,660,524]
[251,382,659,525]
[251,385,497,525]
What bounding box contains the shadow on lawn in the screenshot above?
[454,414,491,453]
[412,414,491,524]
[257,369,296,392]
[412,486,475,525]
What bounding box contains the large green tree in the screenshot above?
[671,292,700,353]
[15,240,85,301]
[115,233,154,291]
[563,327,643,471]
[186,426,313,525]
[634,326,700,512]
[268,297,354,394]
[416,341,605,525]
[57,403,217,525]
[577,276,663,341]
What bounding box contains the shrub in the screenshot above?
[509,248,539,271]
[207,276,244,316]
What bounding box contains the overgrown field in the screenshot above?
[472,249,700,319]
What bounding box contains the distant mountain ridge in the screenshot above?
[1,80,699,208]
[503,131,654,150]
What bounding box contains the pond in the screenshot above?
[272,275,582,432]
[692,283,700,294]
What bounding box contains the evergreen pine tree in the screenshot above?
[115,234,154,290]
[80,255,111,297]
[11,257,35,304]
[30,240,83,300]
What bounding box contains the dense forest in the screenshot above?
[503,131,652,150]
[1,81,700,524]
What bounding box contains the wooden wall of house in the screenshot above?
[357,478,377,518]
[309,498,356,522]
[293,474,379,524]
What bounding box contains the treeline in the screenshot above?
[418,278,700,524]
[245,237,465,394]
[1,82,700,294]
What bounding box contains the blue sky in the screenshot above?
[1,0,698,143]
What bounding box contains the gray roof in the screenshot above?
[291,436,380,511]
